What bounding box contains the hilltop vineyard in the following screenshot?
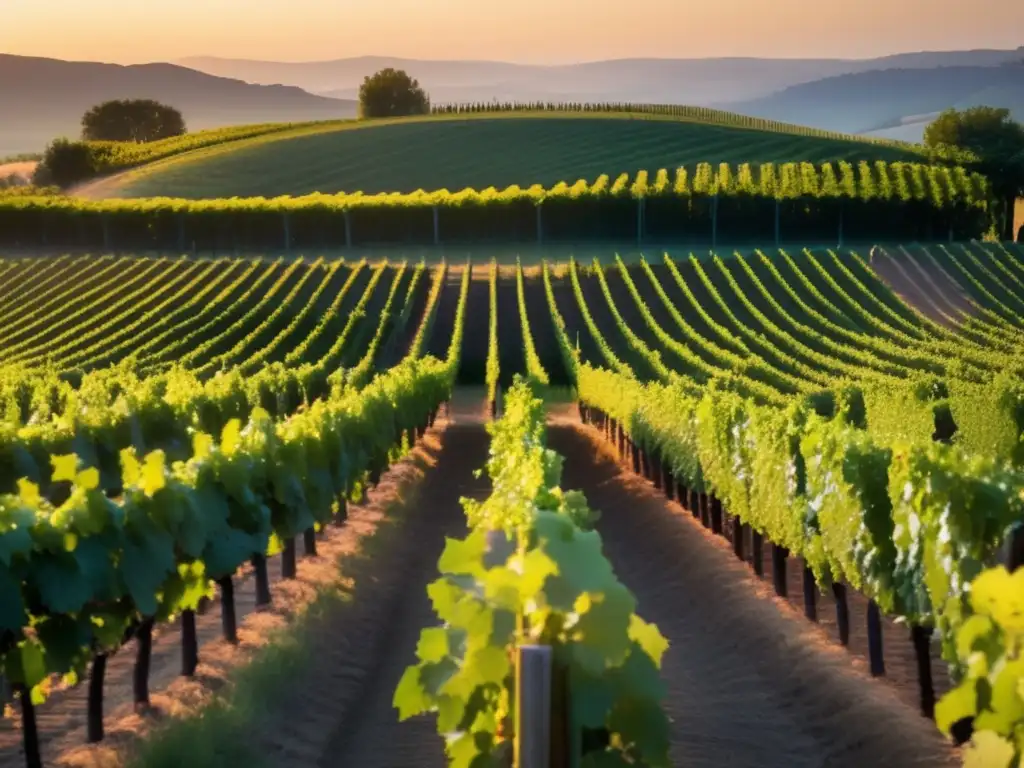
[3,38,1024,768]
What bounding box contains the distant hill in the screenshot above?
[0,54,357,156]
[177,49,1024,106]
[724,62,1024,140]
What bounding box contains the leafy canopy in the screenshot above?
[358,68,430,119]
[81,99,187,143]
[925,106,1024,216]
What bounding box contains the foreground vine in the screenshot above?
[395,379,670,766]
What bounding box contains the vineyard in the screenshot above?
[0,238,1021,767]
[86,114,930,200]
[0,161,993,251]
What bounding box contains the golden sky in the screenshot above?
[2,0,1022,64]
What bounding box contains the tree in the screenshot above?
[358,69,430,119]
[81,99,186,143]
[925,107,1024,239]
[34,139,97,188]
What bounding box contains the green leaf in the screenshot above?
[962,730,1015,768]
[4,639,46,689]
[120,527,175,616]
[975,659,1024,735]
[120,447,141,487]
[193,432,214,461]
[607,697,671,766]
[393,666,430,721]
[221,419,242,456]
[17,479,40,506]
[34,554,94,614]
[141,451,167,497]
[416,627,450,663]
[957,614,996,660]
[438,531,487,577]
[76,467,100,491]
[50,454,78,483]
[628,615,670,668]
[571,670,615,728]
[936,681,978,735]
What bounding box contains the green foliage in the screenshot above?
[35,138,97,187]
[516,259,549,387]
[358,68,430,119]
[33,121,344,189]
[925,107,1024,238]
[925,108,1024,169]
[0,159,994,248]
[396,381,669,766]
[935,565,1024,766]
[0,352,457,703]
[429,102,926,151]
[573,360,1024,667]
[81,99,186,144]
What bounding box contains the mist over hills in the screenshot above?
[725,61,1024,140]
[0,54,357,156]
[177,49,1024,107]
[3,45,1023,156]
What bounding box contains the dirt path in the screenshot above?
[866,247,966,327]
[317,392,490,768]
[547,414,958,768]
[0,162,36,183]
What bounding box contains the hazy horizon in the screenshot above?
[3,0,1022,65]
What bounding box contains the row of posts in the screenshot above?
[576,401,1022,744]
[9,405,441,768]
[87,197,943,254]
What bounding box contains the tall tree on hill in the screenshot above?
[925,106,1024,240]
[358,69,430,119]
[81,99,186,143]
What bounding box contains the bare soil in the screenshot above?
[318,392,490,768]
[547,410,959,768]
[496,275,524,388]
[865,246,973,327]
[0,162,37,183]
[455,265,490,386]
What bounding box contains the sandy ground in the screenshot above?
[0,162,37,184]
[318,392,490,768]
[0,410,454,768]
[548,411,958,768]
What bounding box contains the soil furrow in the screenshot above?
[319,394,490,768]
[547,415,958,768]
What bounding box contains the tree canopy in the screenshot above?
[34,139,97,188]
[926,106,1024,239]
[81,99,186,143]
[358,69,430,119]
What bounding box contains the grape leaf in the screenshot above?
[962,730,1016,768]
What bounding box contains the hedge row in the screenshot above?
[0,162,992,249]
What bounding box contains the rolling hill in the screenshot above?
[725,61,1024,139]
[0,54,358,156]
[176,48,1024,107]
[80,112,922,201]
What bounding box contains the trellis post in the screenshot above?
[711,194,719,249]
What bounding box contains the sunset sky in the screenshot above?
[2,0,1022,64]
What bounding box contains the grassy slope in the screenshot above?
[83,112,923,201]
